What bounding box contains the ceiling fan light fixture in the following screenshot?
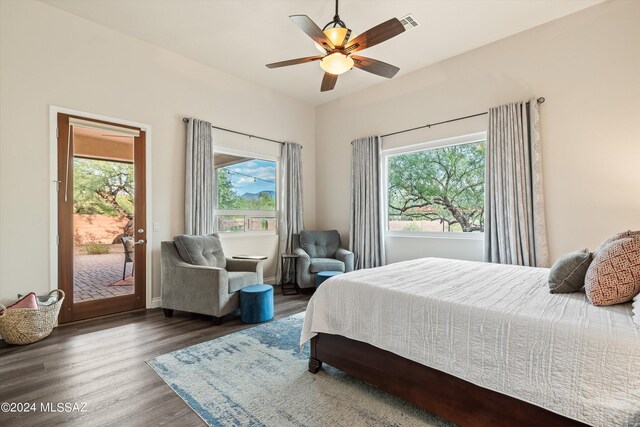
[319,52,354,75]
[315,27,352,53]
[324,27,350,46]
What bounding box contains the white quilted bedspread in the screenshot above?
[300,258,640,426]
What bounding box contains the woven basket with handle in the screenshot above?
[0,289,65,345]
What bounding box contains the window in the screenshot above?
[384,133,486,235]
[214,150,277,234]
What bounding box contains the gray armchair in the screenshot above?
[294,230,354,289]
[161,234,263,324]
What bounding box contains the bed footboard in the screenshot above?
[309,333,586,427]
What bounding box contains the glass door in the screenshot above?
[57,113,146,323]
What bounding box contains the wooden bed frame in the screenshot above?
[309,333,587,427]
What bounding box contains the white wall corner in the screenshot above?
[149,297,162,309]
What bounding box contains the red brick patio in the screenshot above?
[74,247,134,302]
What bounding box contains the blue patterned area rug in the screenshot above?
[147,313,452,427]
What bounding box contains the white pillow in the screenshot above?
[634,293,640,326]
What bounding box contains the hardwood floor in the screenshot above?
[0,289,311,426]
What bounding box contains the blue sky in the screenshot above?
[224,159,276,195]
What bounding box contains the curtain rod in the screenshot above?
[380,97,545,139]
[183,118,286,146]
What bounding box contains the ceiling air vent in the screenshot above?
[399,14,419,31]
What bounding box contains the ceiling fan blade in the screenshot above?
[344,18,405,53]
[290,15,335,52]
[321,73,338,92]
[352,56,400,78]
[266,56,323,69]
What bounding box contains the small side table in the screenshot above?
[280,253,299,296]
[232,255,268,261]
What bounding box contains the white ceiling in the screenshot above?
[42,0,602,105]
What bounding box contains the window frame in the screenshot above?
[212,145,279,236]
[381,132,487,240]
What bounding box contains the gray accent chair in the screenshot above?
[161,234,263,324]
[294,230,354,289]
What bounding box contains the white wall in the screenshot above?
[316,0,640,265]
[0,0,316,304]
[1,0,639,308]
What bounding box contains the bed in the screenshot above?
[300,258,640,427]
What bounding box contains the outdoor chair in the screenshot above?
[121,236,134,280]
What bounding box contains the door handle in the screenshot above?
[135,239,145,245]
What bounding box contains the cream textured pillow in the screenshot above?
[633,293,640,327]
[585,237,640,306]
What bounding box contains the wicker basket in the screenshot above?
[0,289,65,345]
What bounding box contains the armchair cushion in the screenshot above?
[300,230,341,259]
[173,234,226,269]
[310,258,346,273]
[228,272,259,293]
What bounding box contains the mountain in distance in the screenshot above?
[241,190,275,201]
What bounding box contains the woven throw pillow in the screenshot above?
[548,249,593,293]
[595,230,640,253]
[585,237,640,306]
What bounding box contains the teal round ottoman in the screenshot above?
[316,271,343,288]
[240,285,274,324]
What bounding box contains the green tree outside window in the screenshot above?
[388,142,485,232]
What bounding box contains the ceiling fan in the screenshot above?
[266,0,406,92]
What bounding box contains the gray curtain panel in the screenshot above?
[185,118,215,235]
[349,136,385,269]
[484,99,549,267]
[277,142,304,283]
